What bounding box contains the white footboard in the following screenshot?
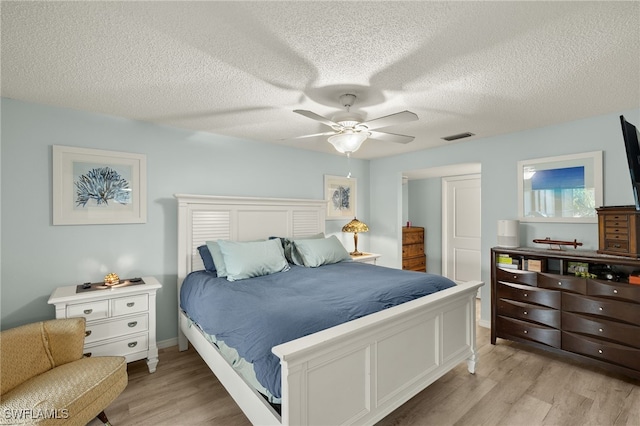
[273,280,483,426]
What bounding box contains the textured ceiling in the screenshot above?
[2,1,639,159]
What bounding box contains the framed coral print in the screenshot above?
[517,151,602,223]
[52,145,147,225]
[324,174,356,220]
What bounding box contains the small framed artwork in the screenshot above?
[52,145,147,225]
[517,151,603,223]
[324,175,356,220]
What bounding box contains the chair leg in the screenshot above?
[96,411,112,426]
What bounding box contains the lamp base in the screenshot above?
[350,250,364,256]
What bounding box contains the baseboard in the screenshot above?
[158,337,178,349]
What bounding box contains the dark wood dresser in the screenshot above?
[597,206,640,258]
[491,247,640,380]
[402,226,426,272]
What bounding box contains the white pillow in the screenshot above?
[293,235,352,268]
[217,239,290,282]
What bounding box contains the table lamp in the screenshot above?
[342,217,369,256]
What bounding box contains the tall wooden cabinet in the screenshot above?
[491,247,640,380]
[402,226,426,272]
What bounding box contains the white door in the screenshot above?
[442,174,481,286]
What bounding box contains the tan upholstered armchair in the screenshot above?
[0,318,127,425]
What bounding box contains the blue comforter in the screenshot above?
[180,262,455,398]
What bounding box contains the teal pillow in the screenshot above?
[206,241,228,278]
[217,239,290,282]
[289,232,325,265]
[293,235,352,268]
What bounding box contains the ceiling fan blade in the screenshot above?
[361,110,418,130]
[294,110,341,128]
[368,130,415,144]
[287,131,336,140]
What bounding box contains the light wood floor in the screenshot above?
[91,319,640,426]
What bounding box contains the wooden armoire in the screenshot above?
[402,226,426,272]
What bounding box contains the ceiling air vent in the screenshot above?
[442,132,475,141]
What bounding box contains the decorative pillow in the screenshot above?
[197,245,217,274]
[293,235,352,268]
[269,233,324,265]
[217,239,290,282]
[205,241,229,278]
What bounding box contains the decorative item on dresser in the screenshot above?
[596,206,640,258]
[402,226,426,272]
[48,276,161,373]
[491,247,640,380]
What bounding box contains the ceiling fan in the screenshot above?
[293,94,418,154]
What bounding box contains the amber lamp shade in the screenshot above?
[342,217,369,256]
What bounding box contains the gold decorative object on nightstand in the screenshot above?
[104,272,120,285]
[342,217,369,256]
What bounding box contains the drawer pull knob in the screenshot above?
[558,282,562,286]
[85,330,92,337]
[128,342,138,348]
[599,307,603,311]
[513,275,517,279]
[128,321,138,328]
[84,309,93,314]
[524,293,528,297]
[127,302,135,307]
[523,311,528,315]
[599,328,604,333]
[613,289,618,294]
[523,330,528,334]
[598,349,603,354]
[614,244,621,248]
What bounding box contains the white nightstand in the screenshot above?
[350,253,381,265]
[48,276,161,373]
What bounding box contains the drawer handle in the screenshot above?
[85,330,92,337]
[523,330,528,334]
[599,307,603,311]
[127,302,135,307]
[598,349,603,354]
[84,309,93,314]
[613,244,621,248]
[513,275,517,279]
[599,328,604,333]
[558,282,562,286]
[613,289,618,294]
[128,321,138,328]
[128,341,138,348]
[524,293,528,297]
[523,311,528,315]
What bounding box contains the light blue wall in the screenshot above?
[0,98,370,341]
[371,108,640,325]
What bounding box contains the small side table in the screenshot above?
[48,276,161,373]
[350,253,381,265]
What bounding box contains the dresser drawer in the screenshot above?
[402,243,424,257]
[604,215,629,227]
[602,239,630,254]
[496,268,537,286]
[587,279,640,303]
[562,312,640,348]
[497,316,561,348]
[402,255,426,271]
[562,332,640,372]
[562,293,640,325]
[497,299,560,328]
[604,226,629,236]
[402,231,423,245]
[538,273,586,294]
[497,282,561,309]
[111,294,148,316]
[67,300,108,321]
[85,332,149,358]
[84,314,149,344]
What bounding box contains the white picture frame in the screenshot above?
[517,151,603,223]
[324,174,356,220]
[52,145,147,225]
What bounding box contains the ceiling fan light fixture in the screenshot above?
[328,131,368,154]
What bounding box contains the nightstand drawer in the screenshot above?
[86,332,149,358]
[85,314,149,343]
[67,300,109,321]
[111,294,148,316]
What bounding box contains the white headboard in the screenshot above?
[175,194,327,285]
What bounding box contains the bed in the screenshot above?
[176,194,484,425]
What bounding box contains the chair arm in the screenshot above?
[43,317,86,367]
